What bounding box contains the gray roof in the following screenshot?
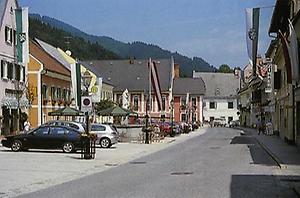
[173,78,206,95]
[0,0,8,30]
[0,0,18,31]
[81,59,172,92]
[35,38,71,70]
[193,72,240,97]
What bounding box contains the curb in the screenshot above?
[293,186,300,198]
[254,137,287,169]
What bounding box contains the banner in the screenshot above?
[246,8,260,76]
[15,7,29,64]
[288,19,299,82]
[149,58,163,111]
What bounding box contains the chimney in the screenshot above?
[174,63,180,78]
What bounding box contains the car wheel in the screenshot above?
[62,142,74,153]
[11,140,22,152]
[100,138,111,148]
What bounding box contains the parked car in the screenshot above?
[159,122,172,136]
[90,123,119,148]
[1,125,84,153]
[213,118,226,127]
[229,120,240,127]
[43,120,86,133]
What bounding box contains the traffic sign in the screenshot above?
[81,96,92,113]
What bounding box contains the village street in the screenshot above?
[1,127,296,198]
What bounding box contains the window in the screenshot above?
[228,102,234,109]
[162,96,166,111]
[51,87,56,100]
[181,114,186,122]
[5,26,12,44]
[7,62,13,80]
[209,102,216,109]
[22,65,25,82]
[181,97,186,106]
[57,87,61,100]
[133,95,139,111]
[1,60,8,79]
[42,84,48,99]
[117,94,122,106]
[228,117,233,123]
[13,30,16,45]
[34,127,49,136]
[91,125,105,131]
[50,127,65,136]
[192,97,197,106]
[15,64,20,81]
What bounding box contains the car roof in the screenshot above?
[35,125,81,132]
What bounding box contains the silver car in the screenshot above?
[44,120,86,133]
[91,124,119,148]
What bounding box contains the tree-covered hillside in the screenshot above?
[29,18,120,60]
[30,14,216,76]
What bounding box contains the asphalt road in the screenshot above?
[18,127,297,198]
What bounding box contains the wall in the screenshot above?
[203,98,239,124]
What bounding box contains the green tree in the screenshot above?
[217,64,233,73]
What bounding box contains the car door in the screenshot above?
[23,126,50,149]
[48,126,67,149]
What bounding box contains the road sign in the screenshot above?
[81,96,92,113]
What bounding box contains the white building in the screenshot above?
[193,71,241,125]
[0,0,29,135]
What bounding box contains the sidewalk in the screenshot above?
[239,127,300,196]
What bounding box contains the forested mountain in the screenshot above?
[29,14,216,76]
[29,17,120,60]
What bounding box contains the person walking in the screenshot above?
[257,118,262,135]
[24,119,31,132]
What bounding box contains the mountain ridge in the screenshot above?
[29,14,216,76]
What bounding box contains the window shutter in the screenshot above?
[1,60,3,78]
[5,27,8,42]
[22,66,25,82]
[7,62,12,80]
[16,65,20,81]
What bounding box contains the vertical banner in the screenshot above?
[76,62,82,109]
[288,19,299,82]
[246,8,260,76]
[149,59,163,111]
[15,7,29,64]
[122,89,129,109]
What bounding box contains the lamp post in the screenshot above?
[82,70,92,159]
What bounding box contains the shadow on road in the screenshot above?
[231,174,298,198]
[230,136,277,166]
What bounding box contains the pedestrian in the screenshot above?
[24,119,31,132]
[257,118,262,135]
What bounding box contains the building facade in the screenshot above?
[28,39,72,127]
[0,0,29,135]
[193,71,241,125]
[83,58,176,123]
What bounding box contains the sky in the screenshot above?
[19,0,275,68]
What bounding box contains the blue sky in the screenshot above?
[19,0,275,68]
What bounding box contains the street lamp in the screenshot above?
[81,70,93,159]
